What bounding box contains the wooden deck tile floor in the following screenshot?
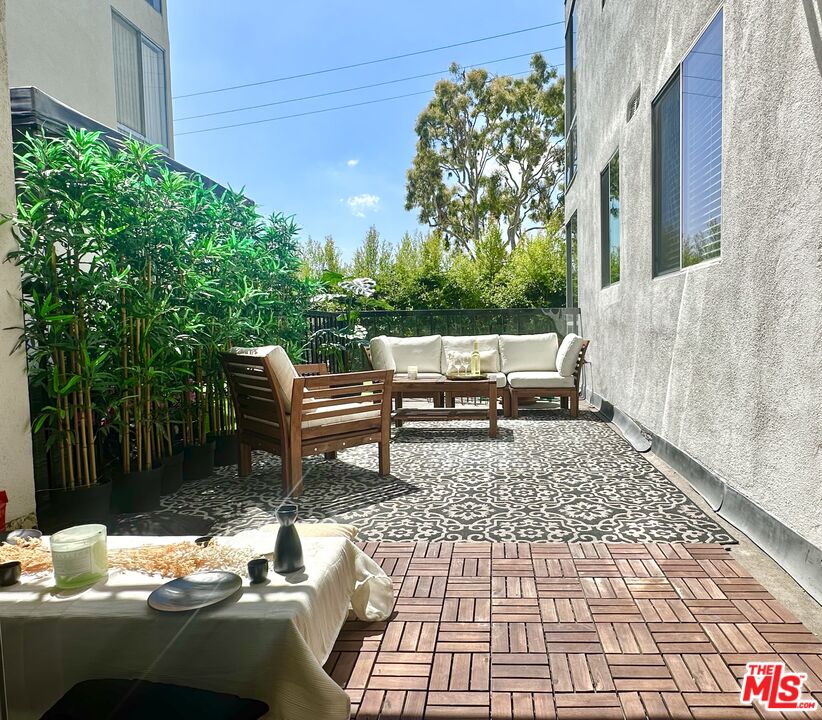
[326,542,822,719]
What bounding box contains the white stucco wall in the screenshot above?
[0,0,36,525]
[6,0,173,154]
[565,1,822,547]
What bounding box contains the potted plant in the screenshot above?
[5,129,118,532]
[102,139,172,512]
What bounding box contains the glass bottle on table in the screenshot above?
[470,339,481,376]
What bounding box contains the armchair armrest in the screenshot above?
[294,362,329,376]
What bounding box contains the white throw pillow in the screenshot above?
[441,335,500,373]
[387,335,442,373]
[498,333,559,373]
[555,334,585,377]
[369,336,395,371]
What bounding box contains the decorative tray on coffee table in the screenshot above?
[445,373,488,381]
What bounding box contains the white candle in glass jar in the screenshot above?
[407,365,418,380]
[50,524,108,589]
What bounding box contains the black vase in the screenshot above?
[273,504,304,575]
[36,481,112,534]
[210,432,239,467]
[160,450,185,495]
[182,441,216,481]
[112,465,163,513]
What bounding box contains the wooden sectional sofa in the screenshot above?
[367,333,589,418]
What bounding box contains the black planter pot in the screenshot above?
[183,441,216,481]
[36,481,113,535]
[210,432,238,467]
[112,465,163,514]
[160,450,185,495]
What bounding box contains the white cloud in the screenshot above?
[346,193,380,217]
[347,159,359,167]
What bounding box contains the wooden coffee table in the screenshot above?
[391,376,498,438]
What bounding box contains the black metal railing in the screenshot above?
[305,307,581,371]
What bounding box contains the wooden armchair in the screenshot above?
[221,348,394,496]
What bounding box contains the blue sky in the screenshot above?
[168,2,566,260]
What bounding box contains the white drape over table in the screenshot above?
[0,534,393,720]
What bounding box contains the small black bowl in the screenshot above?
[194,536,213,548]
[4,529,43,545]
[0,561,21,587]
[247,558,269,584]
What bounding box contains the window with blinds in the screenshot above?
[652,10,723,276]
[682,12,722,266]
[565,2,578,187]
[600,151,620,286]
[141,39,169,148]
[112,14,143,136]
[652,72,681,276]
[565,213,578,308]
[111,12,169,149]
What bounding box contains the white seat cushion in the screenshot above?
[507,371,575,389]
[488,371,507,389]
[499,333,559,373]
[386,335,442,373]
[369,336,395,371]
[230,345,298,413]
[300,402,381,428]
[555,334,585,377]
[440,335,500,373]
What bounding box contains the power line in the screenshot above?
[172,22,564,100]
[175,67,560,137]
[175,47,564,122]
[176,89,448,135]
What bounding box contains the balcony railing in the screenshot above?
[305,307,581,371]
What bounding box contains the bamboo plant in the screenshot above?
[6,129,124,487]
[6,127,315,495]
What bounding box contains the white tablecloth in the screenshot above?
[0,533,393,720]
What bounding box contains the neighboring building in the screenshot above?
[0,0,36,529]
[6,0,173,155]
[564,0,822,599]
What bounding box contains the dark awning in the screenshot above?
[10,86,239,198]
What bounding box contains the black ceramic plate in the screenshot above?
[147,571,242,612]
[3,529,43,545]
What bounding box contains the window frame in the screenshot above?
[564,0,578,188]
[111,10,169,151]
[651,6,724,278]
[145,0,162,13]
[600,149,620,288]
[565,212,578,308]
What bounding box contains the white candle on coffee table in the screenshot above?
[407,365,418,380]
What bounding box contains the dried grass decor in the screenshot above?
[0,538,254,579]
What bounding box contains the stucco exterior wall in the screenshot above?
[0,0,36,525]
[565,1,822,547]
[6,0,173,154]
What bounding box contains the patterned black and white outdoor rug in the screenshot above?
[116,410,735,544]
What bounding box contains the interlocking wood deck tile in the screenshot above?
[336,543,822,719]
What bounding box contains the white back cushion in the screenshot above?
[498,333,559,373]
[230,345,298,412]
[440,335,500,373]
[369,336,395,371]
[388,335,442,373]
[555,333,585,377]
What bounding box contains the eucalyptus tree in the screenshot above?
[406,54,565,253]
